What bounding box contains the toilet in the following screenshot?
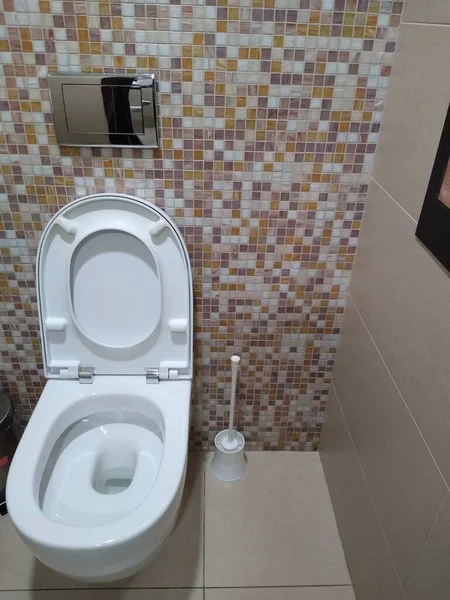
[6,193,193,582]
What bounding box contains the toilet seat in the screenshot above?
[7,377,190,551]
[37,193,193,380]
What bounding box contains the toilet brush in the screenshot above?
[210,355,247,482]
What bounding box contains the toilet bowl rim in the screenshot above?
[6,377,191,551]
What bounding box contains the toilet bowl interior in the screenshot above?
[39,410,163,528]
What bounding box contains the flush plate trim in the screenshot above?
[48,73,160,149]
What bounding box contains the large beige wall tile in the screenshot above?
[350,179,450,485]
[372,24,450,220]
[332,296,447,585]
[321,386,403,600]
[403,1,450,24]
[406,493,450,600]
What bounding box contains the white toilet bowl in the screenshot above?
[7,377,191,581]
[6,194,194,582]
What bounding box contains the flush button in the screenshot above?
[63,85,111,134]
[49,74,159,148]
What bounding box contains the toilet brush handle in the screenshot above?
[228,355,241,443]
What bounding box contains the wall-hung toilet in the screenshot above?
[6,193,193,582]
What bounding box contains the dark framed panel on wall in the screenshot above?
[416,104,450,271]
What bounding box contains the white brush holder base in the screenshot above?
[210,430,247,483]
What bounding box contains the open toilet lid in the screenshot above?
[37,193,193,381]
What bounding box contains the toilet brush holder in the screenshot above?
[210,430,247,483]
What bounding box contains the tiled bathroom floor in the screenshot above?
[0,452,355,600]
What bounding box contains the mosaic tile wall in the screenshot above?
[0,0,403,450]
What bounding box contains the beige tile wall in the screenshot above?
[402,0,450,24]
[321,386,402,600]
[321,5,450,600]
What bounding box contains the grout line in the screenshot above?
[370,177,418,225]
[204,585,355,589]
[0,588,205,592]
[0,585,356,593]
[348,294,449,492]
[401,20,450,27]
[331,381,404,593]
[202,452,207,599]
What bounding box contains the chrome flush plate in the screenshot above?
[48,73,160,148]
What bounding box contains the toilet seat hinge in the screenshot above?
[78,366,95,384]
[145,367,179,382]
[145,368,159,384]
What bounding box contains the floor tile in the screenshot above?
[205,587,355,600]
[204,452,351,587]
[0,591,202,600]
[0,453,204,590]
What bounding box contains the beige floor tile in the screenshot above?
[205,587,355,600]
[204,452,350,587]
[0,453,204,590]
[0,591,202,600]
